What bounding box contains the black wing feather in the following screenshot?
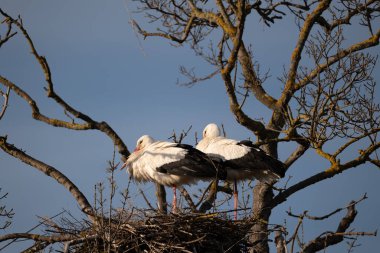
[157,144,227,180]
[232,140,286,179]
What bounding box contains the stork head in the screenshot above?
[203,123,220,138]
[135,135,155,152]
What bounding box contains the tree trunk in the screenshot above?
[249,141,277,253]
[250,183,273,253]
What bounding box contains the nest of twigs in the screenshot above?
[71,212,256,253]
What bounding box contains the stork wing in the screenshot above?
[157,144,226,180]
[227,141,286,181]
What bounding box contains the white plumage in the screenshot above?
[197,123,285,219]
[196,123,285,182]
[121,135,224,212]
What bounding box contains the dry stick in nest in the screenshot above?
[123,212,256,252]
[89,212,256,252]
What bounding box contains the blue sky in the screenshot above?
[1,1,379,252]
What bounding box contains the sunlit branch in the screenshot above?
[238,43,278,110]
[277,0,332,109]
[271,142,380,208]
[187,0,236,36]
[333,128,380,158]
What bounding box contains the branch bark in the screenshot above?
[0,136,95,220]
[301,202,357,253]
[272,142,380,208]
[0,9,130,160]
[0,233,76,243]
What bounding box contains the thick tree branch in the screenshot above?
[271,142,380,208]
[333,128,380,158]
[0,233,76,243]
[0,136,95,220]
[187,0,236,36]
[274,228,286,253]
[277,0,332,109]
[284,142,309,168]
[155,183,168,214]
[0,76,92,130]
[221,66,267,138]
[238,43,278,110]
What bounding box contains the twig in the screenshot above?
[178,186,197,212]
[0,87,10,121]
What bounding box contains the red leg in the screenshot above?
[172,186,177,213]
[234,179,238,220]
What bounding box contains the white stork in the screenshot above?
[196,123,285,219]
[121,135,225,212]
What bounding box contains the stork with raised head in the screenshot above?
[196,123,285,219]
[120,135,225,212]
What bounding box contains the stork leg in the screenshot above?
[233,179,238,220]
[172,186,177,213]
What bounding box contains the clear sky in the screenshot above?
[0,1,379,252]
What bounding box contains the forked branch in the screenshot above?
[301,202,376,253]
[0,9,130,160]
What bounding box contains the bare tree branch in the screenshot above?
[0,86,10,121]
[295,29,380,92]
[178,186,197,212]
[301,202,358,253]
[277,0,332,110]
[0,9,130,160]
[0,233,76,243]
[274,227,286,253]
[272,141,380,208]
[0,136,95,220]
[0,13,17,47]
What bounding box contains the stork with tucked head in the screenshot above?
[121,135,225,212]
[196,123,285,219]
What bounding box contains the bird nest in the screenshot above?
[72,212,256,253]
